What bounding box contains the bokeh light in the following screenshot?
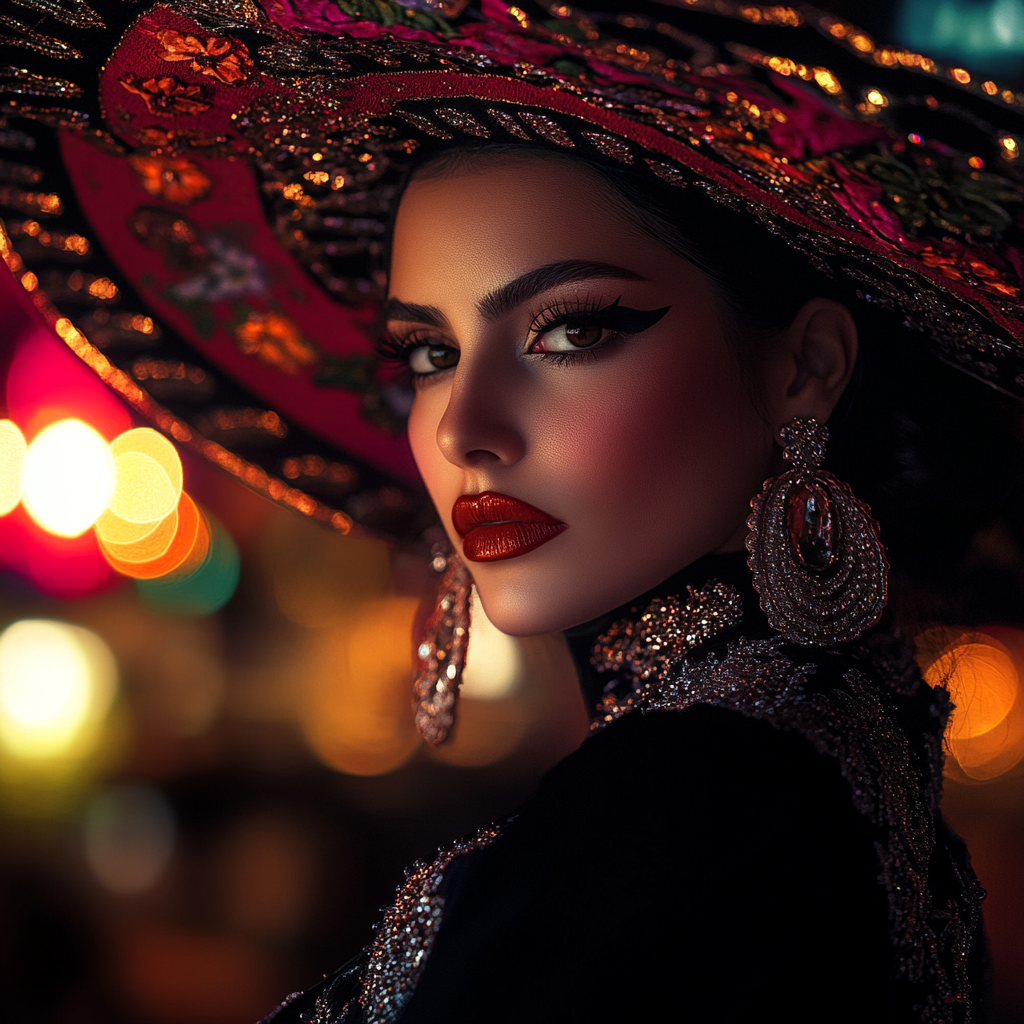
[0,419,27,515]
[97,502,179,562]
[0,505,118,599]
[897,0,1024,75]
[919,626,1024,781]
[108,452,177,525]
[459,588,522,701]
[925,640,1017,741]
[0,619,117,759]
[5,326,131,443]
[216,814,316,940]
[300,597,422,776]
[99,493,208,580]
[136,512,240,616]
[262,513,392,628]
[83,783,176,894]
[21,418,115,537]
[428,695,528,768]
[107,428,183,525]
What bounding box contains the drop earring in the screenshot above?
[413,550,472,744]
[746,416,888,646]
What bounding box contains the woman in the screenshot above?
[4,0,1022,1020]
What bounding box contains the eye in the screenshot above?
[534,320,607,353]
[408,343,459,375]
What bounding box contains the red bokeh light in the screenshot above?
[0,504,118,598]
[6,326,130,442]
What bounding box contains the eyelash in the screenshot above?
[380,295,658,382]
[527,297,625,366]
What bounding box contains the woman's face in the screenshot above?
[388,155,776,636]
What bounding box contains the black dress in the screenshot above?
[262,553,991,1024]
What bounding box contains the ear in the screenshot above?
[764,298,858,434]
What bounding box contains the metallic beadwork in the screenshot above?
[361,825,502,1024]
[644,158,690,186]
[413,554,472,745]
[393,110,453,139]
[746,417,889,646]
[434,107,491,137]
[582,131,633,163]
[516,111,575,147]
[591,580,743,684]
[486,107,531,139]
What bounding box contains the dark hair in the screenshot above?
[406,145,1024,631]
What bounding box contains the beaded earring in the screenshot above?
[413,550,472,744]
[746,417,889,645]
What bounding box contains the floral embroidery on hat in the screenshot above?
[153,28,255,86]
[128,154,212,205]
[119,76,211,117]
[234,311,321,375]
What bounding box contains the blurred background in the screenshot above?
[1,1,1024,1022]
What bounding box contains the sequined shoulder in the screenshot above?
[591,613,983,1024]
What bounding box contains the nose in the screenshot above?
[435,350,527,469]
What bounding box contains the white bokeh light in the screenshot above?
[21,418,115,537]
[0,419,27,516]
[0,619,117,758]
[460,588,523,700]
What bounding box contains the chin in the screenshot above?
[464,542,679,638]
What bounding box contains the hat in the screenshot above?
[3,0,1023,546]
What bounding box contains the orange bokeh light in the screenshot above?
[99,493,209,580]
[919,627,1024,781]
[923,640,1017,741]
[300,597,422,776]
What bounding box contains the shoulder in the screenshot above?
[534,701,873,852]
[403,694,894,1022]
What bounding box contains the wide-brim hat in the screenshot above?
[3,0,1023,547]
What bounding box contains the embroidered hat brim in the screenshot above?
[3,0,1023,546]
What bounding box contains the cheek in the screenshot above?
[534,339,754,515]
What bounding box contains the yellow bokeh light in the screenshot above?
[95,505,165,547]
[813,68,842,94]
[21,418,115,537]
[98,502,179,565]
[109,428,182,510]
[107,451,177,525]
[0,619,117,759]
[0,419,28,515]
[459,588,522,701]
[301,597,421,776]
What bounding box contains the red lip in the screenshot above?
[452,491,567,562]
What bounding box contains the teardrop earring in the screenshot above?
[746,416,888,646]
[413,550,472,744]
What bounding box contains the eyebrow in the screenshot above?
[477,259,646,322]
[383,299,451,329]
[384,259,646,329]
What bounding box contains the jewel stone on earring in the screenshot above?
[746,416,888,646]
